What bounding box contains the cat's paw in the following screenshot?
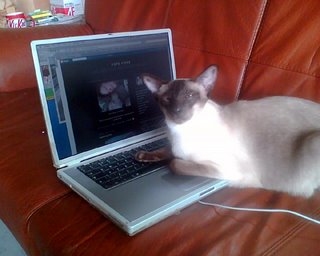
[135,151,162,162]
[169,159,192,175]
[169,158,217,178]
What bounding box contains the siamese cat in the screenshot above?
[135,65,320,197]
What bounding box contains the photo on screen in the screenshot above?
[97,79,131,112]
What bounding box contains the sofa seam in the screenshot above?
[173,44,249,62]
[260,207,320,255]
[249,60,320,79]
[246,0,270,61]
[163,0,173,28]
[261,220,307,256]
[54,221,110,254]
[235,0,269,100]
[25,190,72,234]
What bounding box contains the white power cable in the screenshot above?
[198,200,320,225]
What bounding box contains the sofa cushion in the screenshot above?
[27,185,320,255]
[85,0,171,34]
[85,0,267,104]
[240,0,320,101]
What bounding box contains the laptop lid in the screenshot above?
[31,29,176,168]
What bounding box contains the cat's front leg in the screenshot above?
[135,146,173,162]
[170,159,220,179]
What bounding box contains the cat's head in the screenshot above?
[142,65,218,124]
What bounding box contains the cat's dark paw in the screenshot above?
[135,151,147,162]
[135,151,162,162]
[169,158,215,177]
[169,159,186,174]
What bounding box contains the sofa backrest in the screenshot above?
[86,0,320,104]
[1,0,319,105]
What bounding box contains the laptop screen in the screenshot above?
[34,31,174,162]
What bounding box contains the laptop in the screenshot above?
[31,29,227,235]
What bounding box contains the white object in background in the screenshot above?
[50,0,84,16]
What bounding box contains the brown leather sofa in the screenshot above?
[1,1,320,255]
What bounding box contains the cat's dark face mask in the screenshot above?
[142,65,218,124]
[157,80,206,124]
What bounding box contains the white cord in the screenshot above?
[198,200,320,225]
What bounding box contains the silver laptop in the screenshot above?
[31,29,227,235]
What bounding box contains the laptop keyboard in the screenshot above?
[77,138,169,190]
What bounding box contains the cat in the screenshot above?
[135,65,320,197]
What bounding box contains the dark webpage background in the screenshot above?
[61,49,172,154]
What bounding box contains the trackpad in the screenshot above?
[161,172,211,191]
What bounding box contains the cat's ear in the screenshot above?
[195,65,218,93]
[142,74,163,93]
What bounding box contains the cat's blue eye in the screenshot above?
[163,96,170,103]
[188,92,194,98]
